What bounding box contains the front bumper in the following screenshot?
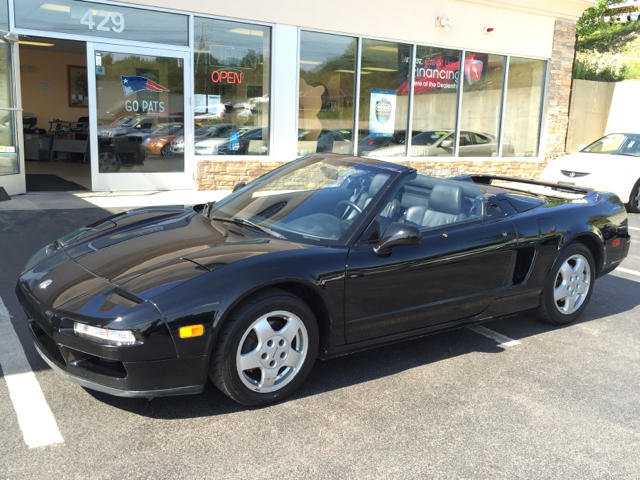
[29,320,207,398]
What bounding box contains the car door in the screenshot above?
[457,131,477,156]
[344,176,518,343]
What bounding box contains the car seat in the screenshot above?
[403,183,466,228]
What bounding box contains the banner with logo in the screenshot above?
[396,52,488,94]
[369,89,396,137]
[463,53,488,88]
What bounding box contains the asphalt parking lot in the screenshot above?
[0,207,638,480]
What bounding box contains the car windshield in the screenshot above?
[195,124,236,138]
[582,133,640,157]
[151,123,182,135]
[412,131,451,146]
[209,156,394,244]
[109,116,136,127]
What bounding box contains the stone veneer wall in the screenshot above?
[542,18,577,159]
[197,159,547,190]
[197,18,577,190]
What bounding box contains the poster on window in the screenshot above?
[369,89,396,137]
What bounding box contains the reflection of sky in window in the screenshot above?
[0,0,8,30]
[300,31,356,72]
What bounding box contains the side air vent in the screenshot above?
[512,247,535,284]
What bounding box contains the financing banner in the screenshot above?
[396,52,488,94]
[369,89,396,137]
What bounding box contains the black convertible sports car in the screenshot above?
[16,154,630,406]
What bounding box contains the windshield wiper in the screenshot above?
[211,216,284,239]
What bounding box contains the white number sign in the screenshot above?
[80,9,126,34]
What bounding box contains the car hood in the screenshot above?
[21,207,306,308]
[195,137,229,147]
[98,126,129,137]
[547,152,606,174]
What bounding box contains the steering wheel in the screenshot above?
[336,199,363,220]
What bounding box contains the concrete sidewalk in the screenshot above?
[0,189,231,212]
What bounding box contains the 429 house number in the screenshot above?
[80,9,126,34]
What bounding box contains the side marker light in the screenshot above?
[179,324,204,338]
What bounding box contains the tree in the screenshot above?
[576,0,614,37]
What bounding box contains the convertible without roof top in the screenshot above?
[16,154,630,405]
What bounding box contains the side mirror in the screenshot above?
[373,222,421,256]
[440,139,453,149]
[233,181,247,192]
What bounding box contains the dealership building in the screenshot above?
[0,0,591,195]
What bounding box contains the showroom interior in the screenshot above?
[19,36,90,191]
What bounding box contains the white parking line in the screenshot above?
[615,267,640,278]
[0,297,63,449]
[468,325,521,347]
[628,226,640,232]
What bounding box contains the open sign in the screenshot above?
[211,70,243,84]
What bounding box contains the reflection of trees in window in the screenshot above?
[299,39,356,118]
[299,32,356,150]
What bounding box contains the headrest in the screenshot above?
[368,174,388,195]
[429,183,463,215]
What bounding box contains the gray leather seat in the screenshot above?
[345,173,388,220]
[403,183,466,228]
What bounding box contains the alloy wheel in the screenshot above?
[553,253,591,315]
[235,310,308,393]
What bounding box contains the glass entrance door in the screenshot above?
[0,38,25,194]
[87,43,192,191]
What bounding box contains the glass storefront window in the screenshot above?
[15,0,188,46]
[502,57,546,157]
[1,0,9,31]
[0,39,19,176]
[358,39,411,157]
[410,46,461,157]
[298,31,356,156]
[95,50,185,173]
[458,52,505,157]
[193,18,270,156]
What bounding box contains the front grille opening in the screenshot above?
[63,347,127,378]
[31,322,66,366]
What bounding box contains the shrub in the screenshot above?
[574,59,627,81]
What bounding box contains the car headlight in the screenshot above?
[73,322,137,346]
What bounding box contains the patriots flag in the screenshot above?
[121,76,169,96]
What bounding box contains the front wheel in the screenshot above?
[210,289,319,406]
[537,243,595,325]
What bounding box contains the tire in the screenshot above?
[210,289,319,406]
[99,151,120,172]
[537,243,595,325]
[627,179,640,214]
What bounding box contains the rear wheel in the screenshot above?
[537,243,595,325]
[210,289,319,406]
[99,151,120,172]
[627,179,640,213]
